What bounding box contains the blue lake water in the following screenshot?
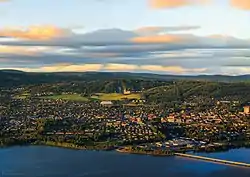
[0,146,250,177]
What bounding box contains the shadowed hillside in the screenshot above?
[1,70,250,87]
[143,81,250,104]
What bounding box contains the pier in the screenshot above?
[175,153,250,168]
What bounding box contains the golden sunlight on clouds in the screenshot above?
[0,46,38,56]
[104,64,138,71]
[135,27,164,35]
[2,63,206,74]
[208,34,230,39]
[131,35,181,44]
[140,65,207,73]
[0,25,69,40]
[149,0,209,8]
[231,0,250,10]
[18,64,103,72]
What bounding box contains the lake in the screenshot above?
[0,146,250,177]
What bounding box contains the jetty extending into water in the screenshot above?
[175,153,250,168]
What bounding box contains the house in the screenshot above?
[123,89,131,95]
[243,105,250,114]
[100,101,113,107]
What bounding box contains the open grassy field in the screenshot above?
[14,93,30,99]
[43,94,89,102]
[92,93,141,101]
[42,93,141,101]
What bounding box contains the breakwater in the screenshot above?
[175,152,250,168]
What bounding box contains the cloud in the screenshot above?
[140,65,207,73]
[1,48,250,75]
[1,27,249,49]
[0,28,137,47]
[231,0,250,10]
[217,66,250,75]
[13,64,103,72]
[104,63,138,71]
[0,25,71,40]
[0,46,43,56]
[131,34,182,44]
[134,26,200,35]
[149,0,209,8]
[0,63,207,74]
[0,26,250,75]
[84,52,121,58]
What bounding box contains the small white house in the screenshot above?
[100,101,113,107]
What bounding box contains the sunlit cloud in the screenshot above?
[0,25,71,40]
[140,65,207,73]
[131,34,181,44]
[0,46,40,56]
[0,63,207,75]
[149,0,209,8]
[135,27,164,35]
[134,26,200,35]
[1,28,249,48]
[231,0,250,10]
[9,64,104,72]
[104,63,138,71]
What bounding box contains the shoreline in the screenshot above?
[116,148,174,156]
[0,141,116,151]
[1,141,250,156]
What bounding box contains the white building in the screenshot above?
[244,106,250,114]
[100,101,113,107]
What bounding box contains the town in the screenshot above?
[0,78,250,155]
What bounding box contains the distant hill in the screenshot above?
[0,70,250,87]
[143,81,250,104]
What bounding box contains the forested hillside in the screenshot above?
[143,81,250,104]
[1,70,250,87]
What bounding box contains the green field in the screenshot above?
[43,94,89,102]
[42,93,141,102]
[14,95,27,99]
[14,93,30,99]
[92,93,141,101]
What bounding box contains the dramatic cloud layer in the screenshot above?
[0,0,249,75]
[0,25,250,75]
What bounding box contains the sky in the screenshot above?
[0,0,250,75]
